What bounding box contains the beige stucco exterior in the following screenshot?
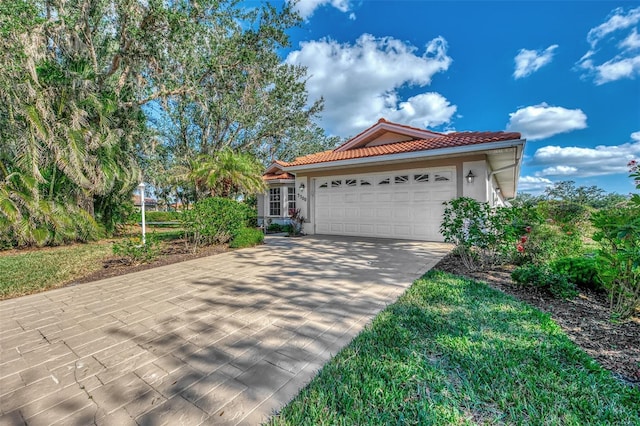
[292,154,507,236]
[260,119,524,240]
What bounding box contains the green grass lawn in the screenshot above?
[0,242,114,299]
[0,229,184,300]
[269,270,640,425]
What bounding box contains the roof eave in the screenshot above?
[264,179,295,184]
[284,139,525,172]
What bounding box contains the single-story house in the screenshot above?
[258,118,525,241]
[132,194,159,212]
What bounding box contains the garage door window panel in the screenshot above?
[414,174,429,183]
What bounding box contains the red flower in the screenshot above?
[521,236,528,243]
[517,244,525,253]
[525,226,531,233]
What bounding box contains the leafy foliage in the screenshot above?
[551,256,603,291]
[589,161,640,320]
[112,235,160,265]
[288,208,305,236]
[181,197,254,250]
[0,0,321,246]
[517,222,585,265]
[189,150,266,199]
[229,227,264,248]
[512,264,578,299]
[592,206,640,319]
[440,197,522,270]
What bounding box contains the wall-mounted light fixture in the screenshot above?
[465,170,475,184]
[299,182,305,191]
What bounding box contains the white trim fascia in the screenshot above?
[285,139,525,172]
[265,179,295,184]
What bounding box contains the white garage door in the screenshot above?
[314,167,457,241]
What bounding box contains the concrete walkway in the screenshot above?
[0,236,451,426]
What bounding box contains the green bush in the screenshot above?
[182,197,247,249]
[440,197,522,270]
[145,211,181,222]
[112,234,160,265]
[519,222,584,265]
[229,227,264,248]
[267,223,283,233]
[591,205,640,320]
[512,264,578,299]
[241,203,258,228]
[537,200,590,225]
[551,256,603,291]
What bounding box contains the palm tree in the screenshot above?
[190,149,266,198]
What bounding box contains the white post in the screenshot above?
[139,182,146,245]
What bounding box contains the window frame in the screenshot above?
[269,187,281,216]
[287,186,296,215]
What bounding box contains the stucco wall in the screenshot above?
[462,160,489,203]
[295,156,494,236]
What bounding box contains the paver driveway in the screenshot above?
[0,235,451,425]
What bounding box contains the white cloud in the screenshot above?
[577,7,640,84]
[593,55,640,84]
[513,45,558,79]
[518,176,553,193]
[631,131,640,142]
[538,165,578,176]
[587,6,640,48]
[620,28,640,50]
[286,34,454,136]
[291,0,352,20]
[506,103,587,141]
[530,139,640,178]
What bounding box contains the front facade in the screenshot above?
[258,118,525,241]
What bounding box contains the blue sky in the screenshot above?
[274,1,640,196]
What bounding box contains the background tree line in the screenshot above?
[0,0,339,247]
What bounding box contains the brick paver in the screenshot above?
[0,235,450,425]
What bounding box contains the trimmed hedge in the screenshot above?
[182,197,257,248]
[230,227,264,248]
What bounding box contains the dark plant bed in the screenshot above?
[74,238,229,284]
[434,252,640,386]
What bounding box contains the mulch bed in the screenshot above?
[74,239,229,284]
[434,253,640,387]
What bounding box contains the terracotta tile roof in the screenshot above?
[285,131,522,167]
[263,172,295,181]
[132,195,158,205]
[334,117,443,151]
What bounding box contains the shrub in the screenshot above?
[592,206,640,320]
[241,203,258,228]
[551,256,603,291]
[512,264,578,299]
[589,160,640,320]
[229,227,264,248]
[112,234,160,265]
[288,208,305,236]
[440,197,521,270]
[267,223,283,233]
[537,200,590,225]
[145,211,181,222]
[518,222,584,265]
[181,197,247,250]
